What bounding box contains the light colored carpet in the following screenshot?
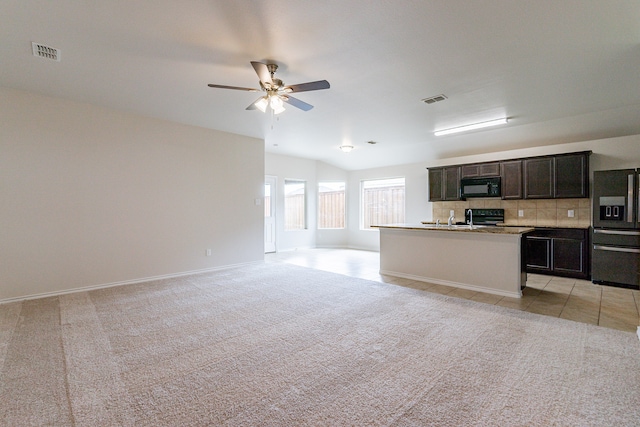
[1,262,639,426]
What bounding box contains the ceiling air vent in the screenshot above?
[32,42,61,61]
[422,94,447,105]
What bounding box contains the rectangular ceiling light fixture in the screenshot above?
[434,118,508,136]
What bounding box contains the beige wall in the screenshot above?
[1,88,264,301]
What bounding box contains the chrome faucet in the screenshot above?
[448,213,454,226]
[468,209,473,227]
[435,219,440,227]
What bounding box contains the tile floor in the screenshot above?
[266,248,640,333]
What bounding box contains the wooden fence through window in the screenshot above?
[363,186,405,228]
[285,194,306,230]
[318,191,345,229]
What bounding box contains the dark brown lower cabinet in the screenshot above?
[525,228,590,279]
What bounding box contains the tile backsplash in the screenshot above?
[432,198,591,228]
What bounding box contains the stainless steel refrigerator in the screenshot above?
[592,169,640,289]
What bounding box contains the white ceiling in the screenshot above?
[2,1,639,170]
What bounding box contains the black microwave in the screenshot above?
[460,176,501,199]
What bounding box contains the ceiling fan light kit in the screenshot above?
[254,97,269,113]
[269,94,286,114]
[434,117,509,136]
[208,61,330,115]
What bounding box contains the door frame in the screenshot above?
[264,175,277,253]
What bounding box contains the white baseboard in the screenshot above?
[0,261,262,305]
[272,246,315,253]
[345,245,380,252]
[379,269,523,299]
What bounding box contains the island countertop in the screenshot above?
[373,223,534,235]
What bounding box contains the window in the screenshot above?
[361,177,405,229]
[318,182,345,229]
[284,180,306,230]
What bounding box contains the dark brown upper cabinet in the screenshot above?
[524,152,590,199]
[443,166,461,200]
[428,168,444,201]
[500,160,523,199]
[428,166,461,201]
[555,152,589,198]
[524,157,555,199]
[460,162,500,178]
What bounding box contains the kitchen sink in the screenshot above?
[421,224,489,230]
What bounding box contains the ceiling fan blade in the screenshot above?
[285,80,330,93]
[208,84,258,92]
[283,95,314,111]
[251,61,273,87]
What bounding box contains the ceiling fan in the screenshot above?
[208,61,330,114]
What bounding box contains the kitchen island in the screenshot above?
[375,224,534,298]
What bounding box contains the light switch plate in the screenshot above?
[518,210,524,217]
[568,209,575,218]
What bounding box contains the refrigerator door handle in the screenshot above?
[628,174,634,222]
[594,245,640,254]
[593,228,640,236]
[637,173,640,225]
[594,244,640,254]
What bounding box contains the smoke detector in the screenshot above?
[32,42,61,62]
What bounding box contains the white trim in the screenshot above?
[346,244,380,252]
[0,261,263,305]
[265,175,278,253]
[272,245,315,253]
[379,269,523,299]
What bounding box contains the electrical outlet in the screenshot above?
[568,210,575,218]
[206,249,212,256]
[518,210,524,217]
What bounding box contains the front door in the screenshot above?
[264,175,277,253]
